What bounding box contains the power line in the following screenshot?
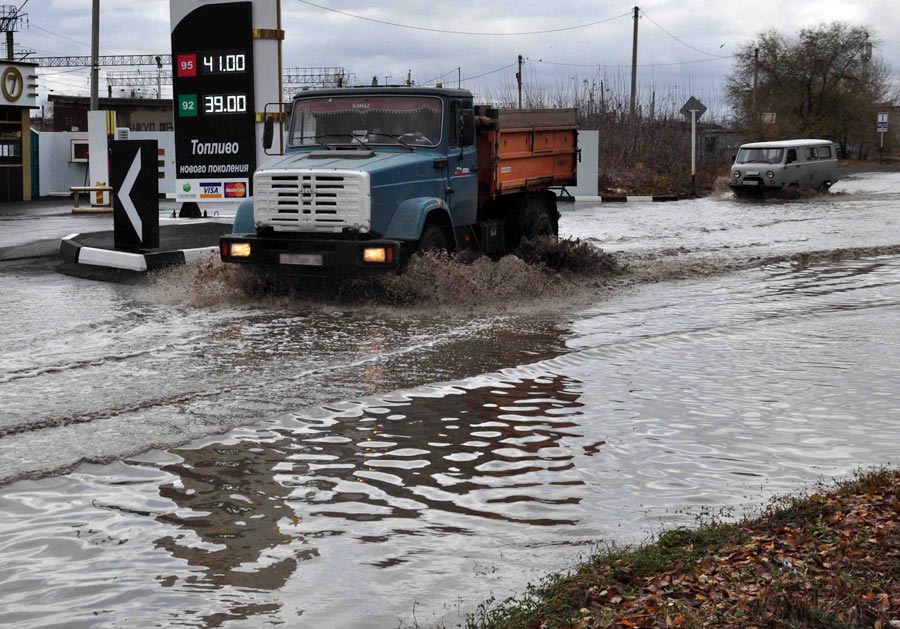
[460,61,519,83]
[639,10,725,58]
[295,0,631,36]
[26,23,137,57]
[29,24,90,50]
[39,66,91,77]
[420,61,518,86]
[527,56,733,69]
[421,66,460,86]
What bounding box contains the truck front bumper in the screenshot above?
[220,234,402,274]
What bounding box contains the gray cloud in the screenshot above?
[19,0,898,113]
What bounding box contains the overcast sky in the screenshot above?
[21,0,900,117]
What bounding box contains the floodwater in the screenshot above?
[1,173,899,627]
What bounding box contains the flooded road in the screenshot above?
[1,172,899,627]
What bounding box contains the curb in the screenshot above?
[58,233,219,276]
[598,195,681,203]
[558,195,682,203]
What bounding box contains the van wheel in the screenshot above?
[818,181,832,193]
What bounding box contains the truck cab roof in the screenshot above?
[291,86,474,100]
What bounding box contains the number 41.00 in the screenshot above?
[202,54,245,73]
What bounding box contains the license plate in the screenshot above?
[279,253,323,266]
[743,180,759,186]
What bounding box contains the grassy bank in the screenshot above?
[467,468,899,628]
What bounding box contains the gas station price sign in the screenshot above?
[171,2,256,202]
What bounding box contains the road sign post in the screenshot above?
[877,112,889,162]
[680,96,707,197]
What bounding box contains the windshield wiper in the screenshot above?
[365,132,416,152]
[307,133,368,149]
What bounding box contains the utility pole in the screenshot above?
[751,47,758,125]
[155,55,162,99]
[516,54,523,109]
[630,6,639,117]
[90,0,100,110]
[1,4,29,61]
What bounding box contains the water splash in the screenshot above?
[138,239,622,312]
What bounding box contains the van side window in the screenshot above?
[806,148,817,160]
[817,146,832,159]
[786,149,797,164]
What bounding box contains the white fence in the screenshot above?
[37,131,175,197]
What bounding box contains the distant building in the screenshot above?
[0,61,39,202]
[47,95,173,133]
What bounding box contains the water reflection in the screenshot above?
[150,376,585,624]
[155,439,309,596]
[280,375,585,527]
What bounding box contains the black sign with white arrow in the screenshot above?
[112,140,159,250]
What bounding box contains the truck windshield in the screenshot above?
[288,95,443,148]
[736,148,785,164]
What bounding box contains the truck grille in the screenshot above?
[254,170,371,233]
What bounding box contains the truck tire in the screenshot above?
[418,222,449,252]
[520,192,557,242]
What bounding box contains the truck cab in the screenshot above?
[220,87,575,273]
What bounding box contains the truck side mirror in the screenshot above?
[263,115,274,150]
[459,109,475,147]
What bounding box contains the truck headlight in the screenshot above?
[223,241,252,258]
[363,246,393,264]
[766,170,775,178]
[733,171,741,178]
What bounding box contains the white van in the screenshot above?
[730,139,840,197]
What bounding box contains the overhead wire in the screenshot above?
[28,24,92,50]
[421,67,460,87]
[295,0,631,36]
[420,61,519,87]
[639,10,727,59]
[459,61,519,83]
[528,56,734,69]
[39,66,93,78]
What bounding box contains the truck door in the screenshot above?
[446,99,478,228]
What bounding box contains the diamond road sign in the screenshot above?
[680,96,707,120]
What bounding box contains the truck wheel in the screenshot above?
[520,194,556,242]
[418,222,449,252]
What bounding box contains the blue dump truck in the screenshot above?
[219,86,577,273]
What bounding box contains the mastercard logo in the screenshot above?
[224,182,247,198]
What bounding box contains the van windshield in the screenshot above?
[736,148,785,164]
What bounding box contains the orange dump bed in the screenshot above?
[475,107,577,202]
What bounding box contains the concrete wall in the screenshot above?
[566,129,599,197]
[38,131,175,197]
